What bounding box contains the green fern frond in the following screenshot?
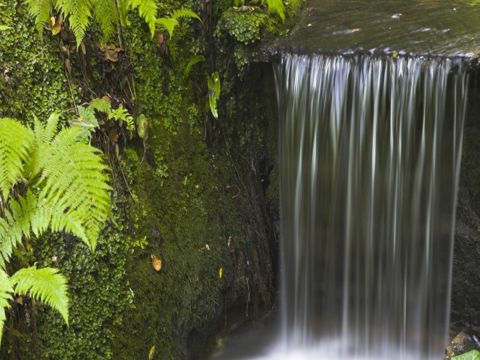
[0,116,112,254]
[23,0,199,46]
[171,9,201,22]
[127,0,157,37]
[55,0,93,47]
[28,113,61,179]
[108,105,135,131]
[24,0,54,33]
[156,17,178,37]
[11,266,69,325]
[92,0,117,39]
[116,0,129,27]
[0,192,39,268]
[32,113,61,146]
[23,189,89,248]
[0,115,111,343]
[157,8,201,38]
[88,98,112,114]
[0,270,13,344]
[0,118,34,200]
[36,126,111,250]
[77,106,99,127]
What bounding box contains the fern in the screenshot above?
[36,125,112,250]
[84,98,135,132]
[0,267,69,343]
[0,118,34,201]
[156,8,201,38]
[0,270,13,344]
[184,55,205,77]
[0,192,38,268]
[24,0,54,33]
[24,0,200,45]
[155,18,177,38]
[171,9,201,22]
[55,0,93,47]
[78,106,99,128]
[108,105,135,131]
[92,0,117,39]
[126,0,158,37]
[88,97,111,113]
[0,115,111,344]
[11,266,69,325]
[0,114,111,254]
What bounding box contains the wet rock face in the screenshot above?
[452,190,480,330]
[445,331,480,359]
[451,79,480,332]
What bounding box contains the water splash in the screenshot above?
[274,54,469,359]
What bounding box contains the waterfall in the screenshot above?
[275,54,469,359]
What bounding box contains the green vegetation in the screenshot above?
[0,114,111,343]
[24,0,200,46]
[207,72,221,119]
[76,97,135,134]
[0,0,296,358]
[453,350,480,360]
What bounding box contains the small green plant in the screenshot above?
[207,72,221,119]
[453,350,480,360]
[73,97,135,136]
[0,114,111,342]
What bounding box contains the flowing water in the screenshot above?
[273,54,469,359]
[274,0,480,56]
[211,1,479,359]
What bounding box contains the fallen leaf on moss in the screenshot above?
[100,44,123,62]
[50,15,63,35]
[151,255,162,272]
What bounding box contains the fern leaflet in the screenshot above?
[55,0,93,47]
[126,0,157,37]
[0,119,34,201]
[157,8,201,38]
[24,0,54,33]
[11,266,69,325]
[0,271,13,344]
[92,0,117,39]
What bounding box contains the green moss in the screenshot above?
[0,1,76,120]
[17,220,134,360]
[217,9,275,45]
[108,20,241,359]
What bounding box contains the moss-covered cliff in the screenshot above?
[0,0,294,358]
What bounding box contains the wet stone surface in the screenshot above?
[266,0,480,57]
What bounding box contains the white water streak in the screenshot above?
[276,54,468,359]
